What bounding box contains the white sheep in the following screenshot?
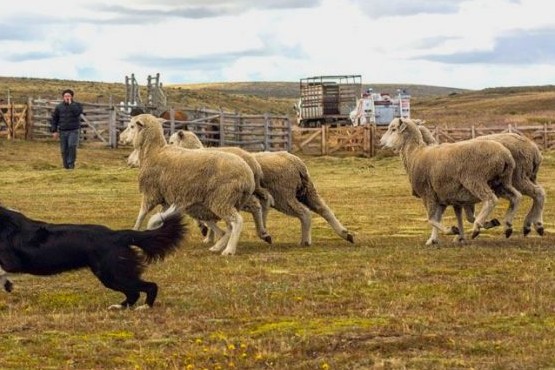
[417,123,545,237]
[166,129,275,244]
[126,113,256,256]
[381,118,522,245]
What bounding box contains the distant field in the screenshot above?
[0,139,554,368]
[1,75,555,125]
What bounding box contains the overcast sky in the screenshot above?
[0,0,553,90]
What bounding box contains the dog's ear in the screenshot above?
[178,130,185,139]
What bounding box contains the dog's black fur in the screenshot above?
[0,206,187,309]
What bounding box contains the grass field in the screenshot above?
[0,139,554,369]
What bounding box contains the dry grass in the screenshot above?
[0,139,554,369]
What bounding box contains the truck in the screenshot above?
[295,75,362,127]
[350,88,411,126]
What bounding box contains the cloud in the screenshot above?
[351,0,466,18]
[419,28,555,65]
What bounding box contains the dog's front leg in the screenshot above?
[0,267,13,292]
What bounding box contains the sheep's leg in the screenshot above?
[452,205,466,244]
[498,185,522,238]
[243,197,272,244]
[298,208,312,247]
[208,224,231,253]
[426,203,455,245]
[519,181,546,236]
[133,197,157,230]
[470,192,497,239]
[203,221,225,244]
[462,204,500,230]
[220,210,244,256]
[305,196,355,244]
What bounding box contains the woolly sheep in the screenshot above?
[126,114,256,256]
[167,129,275,244]
[418,123,545,237]
[381,117,522,245]
[122,125,270,245]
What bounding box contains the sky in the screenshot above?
[0,0,554,90]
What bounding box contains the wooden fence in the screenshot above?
[292,123,555,157]
[0,100,292,152]
[3,101,555,156]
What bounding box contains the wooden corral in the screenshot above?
[292,122,555,157]
[3,100,292,152]
[0,101,31,140]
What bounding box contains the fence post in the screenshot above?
[170,107,175,135]
[219,108,225,146]
[263,112,269,151]
[286,117,292,152]
[544,122,548,150]
[109,106,117,148]
[26,97,33,140]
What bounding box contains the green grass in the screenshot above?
[0,139,555,369]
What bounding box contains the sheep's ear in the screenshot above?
[398,118,408,132]
[178,130,185,139]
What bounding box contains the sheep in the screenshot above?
[126,113,256,256]
[162,129,274,244]
[380,117,522,245]
[417,123,545,237]
[168,130,355,246]
[253,151,355,246]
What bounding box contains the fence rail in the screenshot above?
[291,123,555,156]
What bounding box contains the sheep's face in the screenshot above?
[119,117,141,145]
[380,118,405,149]
[168,131,181,146]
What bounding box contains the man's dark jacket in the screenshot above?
[51,102,83,132]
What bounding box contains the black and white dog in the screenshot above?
[0,205,186,309]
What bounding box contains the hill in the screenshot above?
[1,76,555,126]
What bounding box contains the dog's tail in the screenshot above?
[120,207,187,263]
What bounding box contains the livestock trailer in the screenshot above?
[296,75,362,127]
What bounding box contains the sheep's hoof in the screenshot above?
[346,233,355,244]
[523,225,532,236]
[484,219,501,229]
[450,226,460,235]
[300,241,311,247]
[3,279,13,293]
[425,238,438,246]
[453,235,466,244]
[471,230,480,239]
[535,224,545,236]
[505,228,513,238]
[134,304,151,311]
[262,235,272,244]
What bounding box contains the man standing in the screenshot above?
[51,89,83,169]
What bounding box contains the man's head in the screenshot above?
[62,89,74,104]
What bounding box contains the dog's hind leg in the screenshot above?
[136,281,158,310]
